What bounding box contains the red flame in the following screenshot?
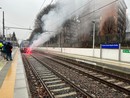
[26,48,32,54]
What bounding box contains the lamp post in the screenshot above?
[59,32,62,52]
[0,7,2,37]
[3,11,5,39]
[92,21,96,57]
[0,8,5,40]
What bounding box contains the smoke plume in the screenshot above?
[30,0,88,49]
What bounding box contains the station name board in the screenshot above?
[123,49,130,53]
[101,44,119,49]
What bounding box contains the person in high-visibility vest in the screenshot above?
[1,42,7,59]
[0,42,3,48]
[0,42,4,56]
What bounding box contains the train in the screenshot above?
[20,40,30,53]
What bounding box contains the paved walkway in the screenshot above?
[0,56,7,71]
[0,48,29,98]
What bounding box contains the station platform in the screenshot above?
[0,48,30,98]
[44,50,130,74]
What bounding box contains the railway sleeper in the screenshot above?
[114,82,124,85]
[39,73,53,76]
[37,71,51,74]
[42,77,59,81]
[45,80,62,84]
[124,86,130,89]
[94,74,103,77]
[106,79,116,82]
[45,81,63,86]
[51,87,70,92]
[41,75,56,78]
[49,85,69,91]
[47,83,66,88]
[100,76,108,79]
[54,91,77,98]
[52,88,76,96]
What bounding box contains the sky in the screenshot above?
[125,0,130,16]
[0,0,56,43]
[0,0,130,43]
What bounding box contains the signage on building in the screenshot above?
[123,49,130,53]
[101,44,119,49]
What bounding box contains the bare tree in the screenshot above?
[29,5,56,41]
[102,16,116,43]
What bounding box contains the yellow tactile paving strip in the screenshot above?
[0,50,18,98]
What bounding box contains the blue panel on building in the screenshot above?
[101,44,119,49]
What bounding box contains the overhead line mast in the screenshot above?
[5,26,32,30]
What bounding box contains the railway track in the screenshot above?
[22,54,93,98]
[31,51,130,97]
[47,53,130,93]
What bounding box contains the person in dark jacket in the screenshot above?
[6,42,13,61]
[1,42,7,59]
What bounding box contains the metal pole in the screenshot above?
[3,11,5,39]
[100,44,102,59]
[92,21,95,57]
[119,44,121,61]
[60,32,62,52]
[0,7,2,37]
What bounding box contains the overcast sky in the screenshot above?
[0,0,55,42]
[0,0,130,42]
[125,0,130,17]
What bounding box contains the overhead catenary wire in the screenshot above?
[49,0,54,5]
[30,0,47,28]
[43,0,94,30]
[64,0,94,19]
[0,11,28,28]
[30,0,53,29]
[79,0,118,19]
[4,20,27,28]
[39,0,47,11]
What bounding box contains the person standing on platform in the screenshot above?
[0,42,4,56]
[6,42,13,61]
[1,42,7,59]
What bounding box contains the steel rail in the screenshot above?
[54,55,130,83]
[22,54,55,98]
[35,52,130,95]
[31,54,94,98]
[35,50,130,83]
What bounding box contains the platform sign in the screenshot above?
[123,49,130,53]
[101,44,119,49]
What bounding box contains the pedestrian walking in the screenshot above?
[6,42,13,61]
